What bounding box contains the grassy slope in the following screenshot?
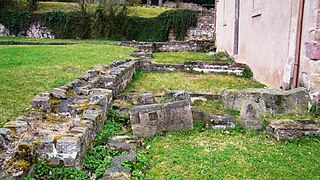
[0,38,133,126]
[36,2,171,18]
[124,72,265,94]
[144,129,320,179]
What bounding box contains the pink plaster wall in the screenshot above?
[216,0,318,90]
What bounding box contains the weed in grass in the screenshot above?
[83,146,121,179]
[95,109,127,145]
[25,162,86,180]
[122,152,153,180]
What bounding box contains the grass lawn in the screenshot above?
[152,52,233,64]
[142,127,320,179]
[0,38,134,127]
[124,71,265,94]
[36,2,171,18]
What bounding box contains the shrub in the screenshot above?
[127,9,197,42]
[0,10,31,35]
[41,11,92,39]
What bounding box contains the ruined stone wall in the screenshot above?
[140,60,246,76]
[168,11,214,42]
[0,59,139,179]
[119,40,214,52]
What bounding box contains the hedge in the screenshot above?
[0,8,198,41]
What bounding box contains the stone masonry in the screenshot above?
[0,59,139,179]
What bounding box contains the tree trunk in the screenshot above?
[158,0,163,6]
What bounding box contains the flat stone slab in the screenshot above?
[266,120,320,140]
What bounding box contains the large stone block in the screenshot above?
[266,120,320,140]
[130,99,193,137]
[221,88,309,115]
[55,136,82,166]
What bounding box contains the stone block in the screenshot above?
[32,92,51,112]
[0,128,12,150]
[83,109,102,121]
[37,136,55,157]
[55,136,81,166]
[306,42,320,60]
[88,88,112,106]
[266,120,320,140]
[51,88,68,99]
[138,93,155,105]
[76,86,91,96]
[221,88,309,115]
[238,102,262,130]
[130,99,193,137]
[205,114,236,130]
[107,135,138,153]
[4,121,28,134]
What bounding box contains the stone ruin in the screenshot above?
[0,55,318,179]
[130,91,194,137]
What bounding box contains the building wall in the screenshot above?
[216,0,319,93]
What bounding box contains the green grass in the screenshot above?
[152,52,233,64]
[124,71,265,94]
[143,129,320,179]
[0,36,116,44]
[36,2,171,18]
[36,2,96,13]
[0,37,133,127]
[127,6,172,18]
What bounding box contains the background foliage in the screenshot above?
[0,6,197,41]
[128,9,197,41]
